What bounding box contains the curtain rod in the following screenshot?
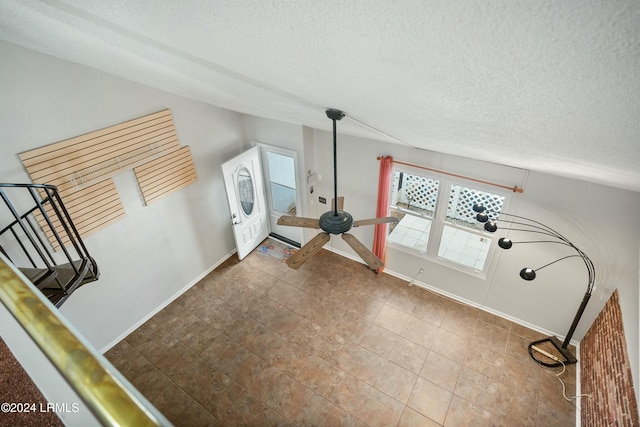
[377,156,524,193]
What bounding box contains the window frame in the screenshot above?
[387,164,512,279]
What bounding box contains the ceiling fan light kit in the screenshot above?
[277,109,398,271]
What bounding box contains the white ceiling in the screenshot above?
[1,1,639,191]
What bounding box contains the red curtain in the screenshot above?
[372,156,393,273]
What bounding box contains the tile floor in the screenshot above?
[437,226,491,270]
[387,213,431,253]
[106,248,577,426]
[388,214,492,270]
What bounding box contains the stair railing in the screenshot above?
[0,183,99,306]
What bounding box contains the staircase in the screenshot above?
[0,183,98,307]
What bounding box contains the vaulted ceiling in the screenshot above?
[1,1,639,191]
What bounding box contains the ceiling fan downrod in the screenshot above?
[326,108,345,217]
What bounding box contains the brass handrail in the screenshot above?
[0,255,169,426]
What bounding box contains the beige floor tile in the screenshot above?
[444,396,492,427]
[431,328,469,363]
[440,303,479,337]
[454,367,499,412]
[266,279,299,304]
[401,315,440,349]
[359,323,399,357]
[373,360,418,404]
[388,336,429,374]
[408,377,453,424]
[397,407,442,426]
[303,397,367,427]
[412,292,453,327]
[373,303,411,334]
[473,318,510,353]
[420,351,462,392]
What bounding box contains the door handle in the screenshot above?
[232,213,241,225]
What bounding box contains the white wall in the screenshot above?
[310,128,640,397]
[0,41,243,351]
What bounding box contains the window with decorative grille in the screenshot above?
[388,168,508,275]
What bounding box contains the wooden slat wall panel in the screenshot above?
[18,110,180,246]
[19,110,179,189]
[134,146,198,205]
[47,184,124,236]
[20,110,174,161]
[37,180,124,248]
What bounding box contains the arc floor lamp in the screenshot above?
[473,203,595,368]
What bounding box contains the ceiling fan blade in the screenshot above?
[342,233,384,271]
[352,216,399,227]
[286,232,330,269]
[277,215,320,229]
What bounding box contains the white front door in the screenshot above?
[222,147,269,260]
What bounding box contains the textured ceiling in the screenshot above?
[1,0,639,191]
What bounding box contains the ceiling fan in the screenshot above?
[277,108,398,270]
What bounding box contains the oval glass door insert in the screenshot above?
[237,166,254,216]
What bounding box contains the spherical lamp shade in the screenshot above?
[520,268,536,280]
[476,213,489,223]
[498,238,513,249]
[473,203,485,213]
[484,221,498,232]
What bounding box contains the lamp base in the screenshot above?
[528,336,577,368]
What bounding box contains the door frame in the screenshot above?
[256,142,303,247]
